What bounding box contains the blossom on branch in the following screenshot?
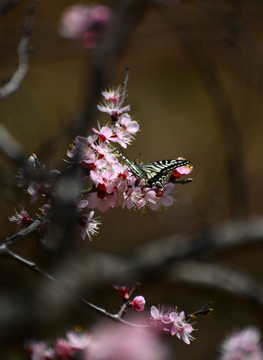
[9,207,33,226]
[79,210,101,241]
[14,76,192,242]
[150,306,194,344]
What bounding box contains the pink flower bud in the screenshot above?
[130,296,146,312]
[114,285,131,300]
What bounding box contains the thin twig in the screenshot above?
[186,301,212,321]
[117,283,138,318]
[1,218,42,248]
[4,248,56,282]
[79,297,147,327]
[3,243,148,327]
[3,242,209,327]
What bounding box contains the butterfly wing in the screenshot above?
[107,143,191,188]
[140,159,191,188]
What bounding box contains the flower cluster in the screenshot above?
[12,79,192,242]
[24,283,197,360]
[219,326,263,360]
[59,4,113,49]
[26,325,169,360]
[150,306,194,345]
[68,85,192,216]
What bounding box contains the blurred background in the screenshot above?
[1,0,263,359]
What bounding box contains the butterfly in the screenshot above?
[107,143,192,188]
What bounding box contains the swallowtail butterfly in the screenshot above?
[108,143,192,188]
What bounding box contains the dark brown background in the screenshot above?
[1,1,263,359]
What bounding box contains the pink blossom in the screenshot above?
[219,326,263,360]
[122,185,143,209]
[148,183,174,210]
[58,5,92,39]
[169,311,194,344]
[65,331,92,349]
[92,125,115,142]
[55,339,75,360]
[116,113,140,135]
[101,87,122,101]
[150,306,173,330]
[9,208,32,226]
[150,306,194,344]
[97,102,131,118]
[91,141,117,164]
[78,199,89,211]
[130,296,146,311]
[97,85,130,120]
[137,188,158,210]
[88,161,128,209]
[84,321,169,360]
[113,127,133,148]
[150,306,163,322]
[55,332,92,359]
[25,341,55,360]
[172,157,193,178]
[89,5,113,25]
[89,169,116,194]
[88,189,117,212]
[113,284,131,300]
[59,4,112,44]
[80,210,101,241]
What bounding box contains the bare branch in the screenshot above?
[186,301,212,321]
[1,218,41,248]
[0,1,37,98]
[0,124,24,163]
[3,247,56,282]
[1,217,263,343]
[2,243,148,327]
[171,261,263,307]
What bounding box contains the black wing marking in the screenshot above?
[107,143,191,188]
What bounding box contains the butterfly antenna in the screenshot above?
[134,152,141,165]
[107,142,133,167]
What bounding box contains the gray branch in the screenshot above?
[0,1,37,98]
